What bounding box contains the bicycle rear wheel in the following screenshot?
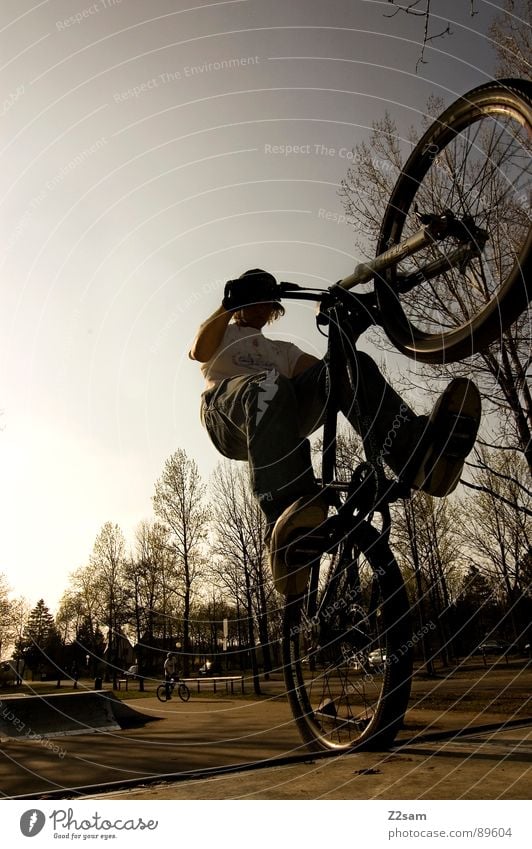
[376,78,532,363]
[177,683,190,702]
[156,684,169,702]
[282,521,412,752]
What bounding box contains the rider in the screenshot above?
[164,652,179,697]
[189,269,481,594]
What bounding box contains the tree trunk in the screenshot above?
[404,500,435,675]
[244,554,261,695]
[256,572,272,679]
[183,580,191,678]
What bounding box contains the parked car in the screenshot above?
[198,659,222,676]
[368,648,387,669]
[0,660,18,686]
[475,640,511,655]
[345,653,363,672]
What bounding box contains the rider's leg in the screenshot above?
[201,372,317,523]
[202,356,480,536]
[292,355,480,495]
[292,354,416,479]
[335,352,418,480]
[330,355,481,493]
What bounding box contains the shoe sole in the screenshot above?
[270,498,328,595]
[413,378,481,497]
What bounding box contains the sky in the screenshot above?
[0,0,515,613]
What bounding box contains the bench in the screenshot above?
[116,678,129,690]
[181,675,244,695]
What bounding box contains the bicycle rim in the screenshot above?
[282,521,412,752]
[156,684,169,702]
[376,78,532,363]
[178,683,190,702]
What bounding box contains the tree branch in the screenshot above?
[460,478,532,517]
[385,0,452,70]
[466,459,532,499]
[476,438,522,453]
[385,1,484,70]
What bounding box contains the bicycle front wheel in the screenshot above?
[377,78,532,363]
[156,684,169,702]
[282,521,412,752]
[177,683,190,702]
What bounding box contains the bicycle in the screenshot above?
[156,677,191,703]
[274,78,531,752]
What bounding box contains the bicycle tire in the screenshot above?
[376,78,532,363]
[156,684,169,702]
[177,683,190,702]
[282,521,412,752]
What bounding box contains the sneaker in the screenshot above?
[269,494,328,595]
[410,378,481,497]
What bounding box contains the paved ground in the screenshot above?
[1,683,530,800]
[90,721,532,801]
[85,706,532,801]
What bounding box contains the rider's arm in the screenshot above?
[292,352,321,376]
[189,305,232,363]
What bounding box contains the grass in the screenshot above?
[413,689,531,717]
[2,661,531,717]
[0,679,252,701]
[0,679,143,698]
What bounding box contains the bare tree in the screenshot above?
[63,564,103,660]
[489,0,532,79]
[0,574,29,666]
[461,447,532,643]
[385,0,459,71]
[56,567,108,677]
[384,2,530,74]
[90,522,128,683]
[125,520,181,676]
[188,595,239,664]
[0,573,13,659]
[55,590,86,645]
[153,449,210,676]
[209,461,274,693]
[393,493,463,667]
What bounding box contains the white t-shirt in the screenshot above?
[164,658,178,676]
[200,323,306,391]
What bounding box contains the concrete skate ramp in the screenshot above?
[0,690,156,740]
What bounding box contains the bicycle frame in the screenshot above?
[338,210,487,291]
[275,203,489,626]
[279,206,485,501]
[277,221,441,603]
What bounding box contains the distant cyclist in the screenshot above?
[163,652,179,698]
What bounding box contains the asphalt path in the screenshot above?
[1,679,531,800]
[90,719,532,801]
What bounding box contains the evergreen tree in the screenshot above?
[16,599,61,673]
